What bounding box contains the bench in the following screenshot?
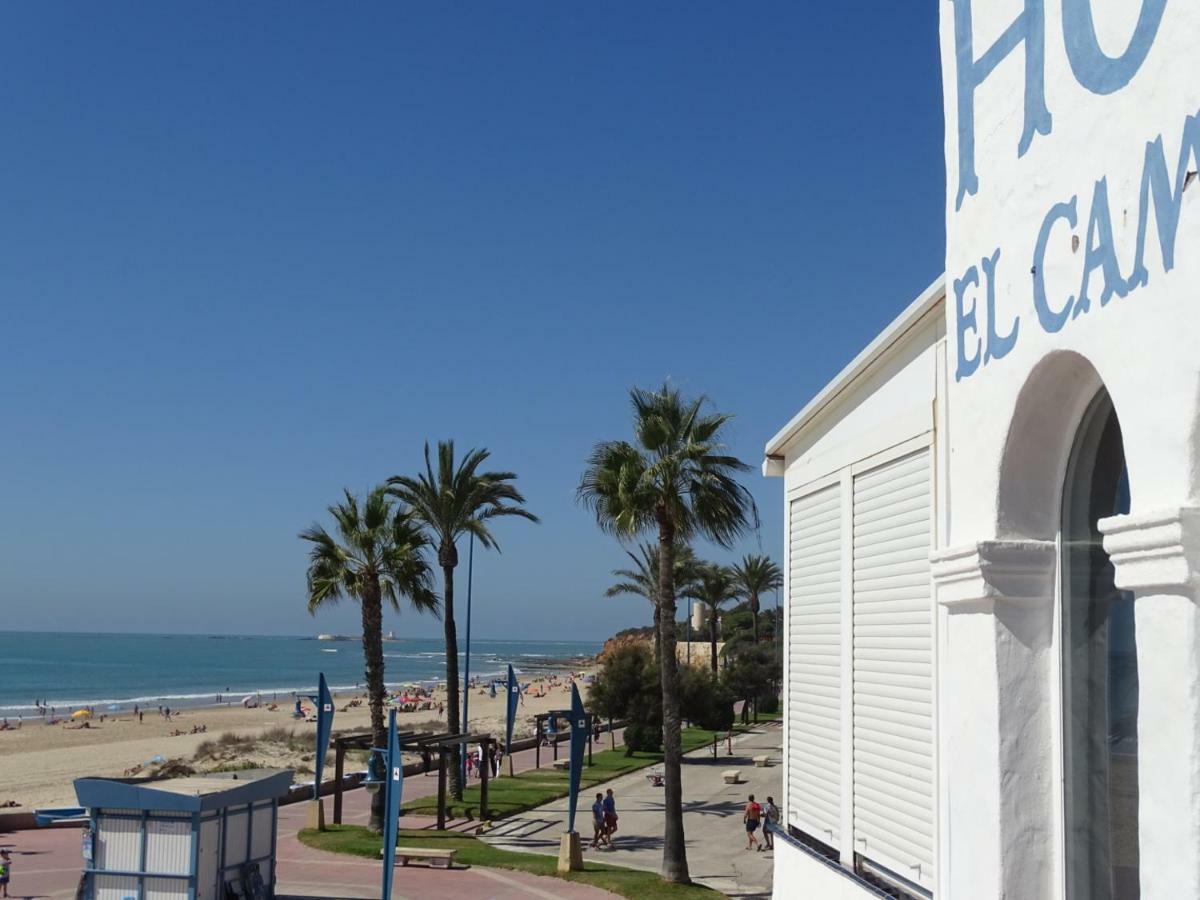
[722,770,742,784]
[381,846,458,868]
[753,755,771,768]
[552,759,571,771]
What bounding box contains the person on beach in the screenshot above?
[0,848,12,897]
[744,794,762,851]
[763,796,778,850]
[590,793,607,849]
[603,788,618,845]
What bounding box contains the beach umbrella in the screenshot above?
[72,709,91,719]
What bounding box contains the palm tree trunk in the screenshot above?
[750,593,760,645]
[441,558,463,801]
[361,579,387,834]
[709,606,718,673]
[652,602,662,662]
[656,509,691,884]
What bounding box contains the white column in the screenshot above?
[932,540,1057,900]
[1101,508,1200,900]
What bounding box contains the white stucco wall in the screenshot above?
[937,3,1200,898]
[773,842,882,900]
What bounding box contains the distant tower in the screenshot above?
[691,601,708,632]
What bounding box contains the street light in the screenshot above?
[460,530,475,787]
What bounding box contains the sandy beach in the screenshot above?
[0,671,593,810]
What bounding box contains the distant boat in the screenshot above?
[317,634,355,641]
[321,648,338,653]
[384,630,397,641]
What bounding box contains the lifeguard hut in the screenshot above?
[73,768,291,900]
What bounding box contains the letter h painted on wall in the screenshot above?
[952,0,1166,211]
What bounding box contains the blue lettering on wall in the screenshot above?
[1032,196,1079,334]
[1062,0,1167,95]
[954,266,982,382]
[1076,177,1130,315]
[982,249,1019,363]
[953,0,1050,210]
[1130,113,1200,289]
[952,0,1166,211]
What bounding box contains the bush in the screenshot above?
[678,664,735,732]
[588,644,661,756]
[622,721,664,753]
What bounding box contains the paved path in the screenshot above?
[482,722,784,899]
[0,731,627,900]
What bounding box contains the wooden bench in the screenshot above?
[381,846,458,868]
[552,758,571,771]
[753,755,771,768]
[722,770,742,784]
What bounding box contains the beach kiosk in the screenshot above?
[73,769,291,900]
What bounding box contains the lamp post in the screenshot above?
[686,596,692,664]
[460,530,475,787]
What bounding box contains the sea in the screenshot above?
[0,631,600,718]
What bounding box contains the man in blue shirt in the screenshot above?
[590,793,607,849]
[603,789,618,846]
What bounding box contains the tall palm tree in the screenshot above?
[578,382,757,884]
[387,441,537,801]
[694,563,739,673]
[605,542,701,661]
[732,554,783,646]
[300,486,438,834]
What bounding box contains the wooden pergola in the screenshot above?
[331,728,497,830]
[532,709,594,770]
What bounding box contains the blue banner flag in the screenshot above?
[567,683,588,834]
[313,673,334,800]
[505,665,520,756]
[381,708,402,900]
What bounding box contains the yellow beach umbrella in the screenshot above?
[72,709,91,718]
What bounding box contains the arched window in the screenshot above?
[1062,389,1137,899]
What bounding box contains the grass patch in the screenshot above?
[300,825,721,900]
[402,726,746,820]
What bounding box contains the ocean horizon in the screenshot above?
[0,630,601,717]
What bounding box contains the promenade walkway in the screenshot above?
[1,732,624,899]
[482,722,783,899]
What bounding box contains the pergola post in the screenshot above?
[479,739,490,821]
[587,716,593,766]
[609,717,614,750]
[332,739,345,825]
[436,749,448,831]
[535,718,541,770]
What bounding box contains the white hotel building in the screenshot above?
[765,3,1199,899]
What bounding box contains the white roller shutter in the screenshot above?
[787,483,843,848]
[852,449,934,891]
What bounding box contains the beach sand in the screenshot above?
[0,672,593,810]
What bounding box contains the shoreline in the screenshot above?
[0,655,595,721]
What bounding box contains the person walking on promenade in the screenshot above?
[590,793,608,849]
[603,788,618,846]
[762,796,779,850]
[1,848,12,898]
[743,794,762,851]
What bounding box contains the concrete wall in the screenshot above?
[773,841,883,900]
[937,2,1200,897]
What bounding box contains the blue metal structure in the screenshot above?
[73,769,291,900]
[505,664,520,758]
[566,683,589,834]
[307,673,335,800]
[380,709,403,900]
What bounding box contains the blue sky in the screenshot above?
[0,3,944,641]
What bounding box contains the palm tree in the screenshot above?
[300,486,438,833]
[578,382,757,884]
[605,542,700,661]
[387,441,537,801]
[694,563,739,673]
[731,554,783,646]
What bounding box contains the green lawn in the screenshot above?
[300,825,722,900]
[402,725,742,820]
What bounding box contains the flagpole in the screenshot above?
[460,530,475,787]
